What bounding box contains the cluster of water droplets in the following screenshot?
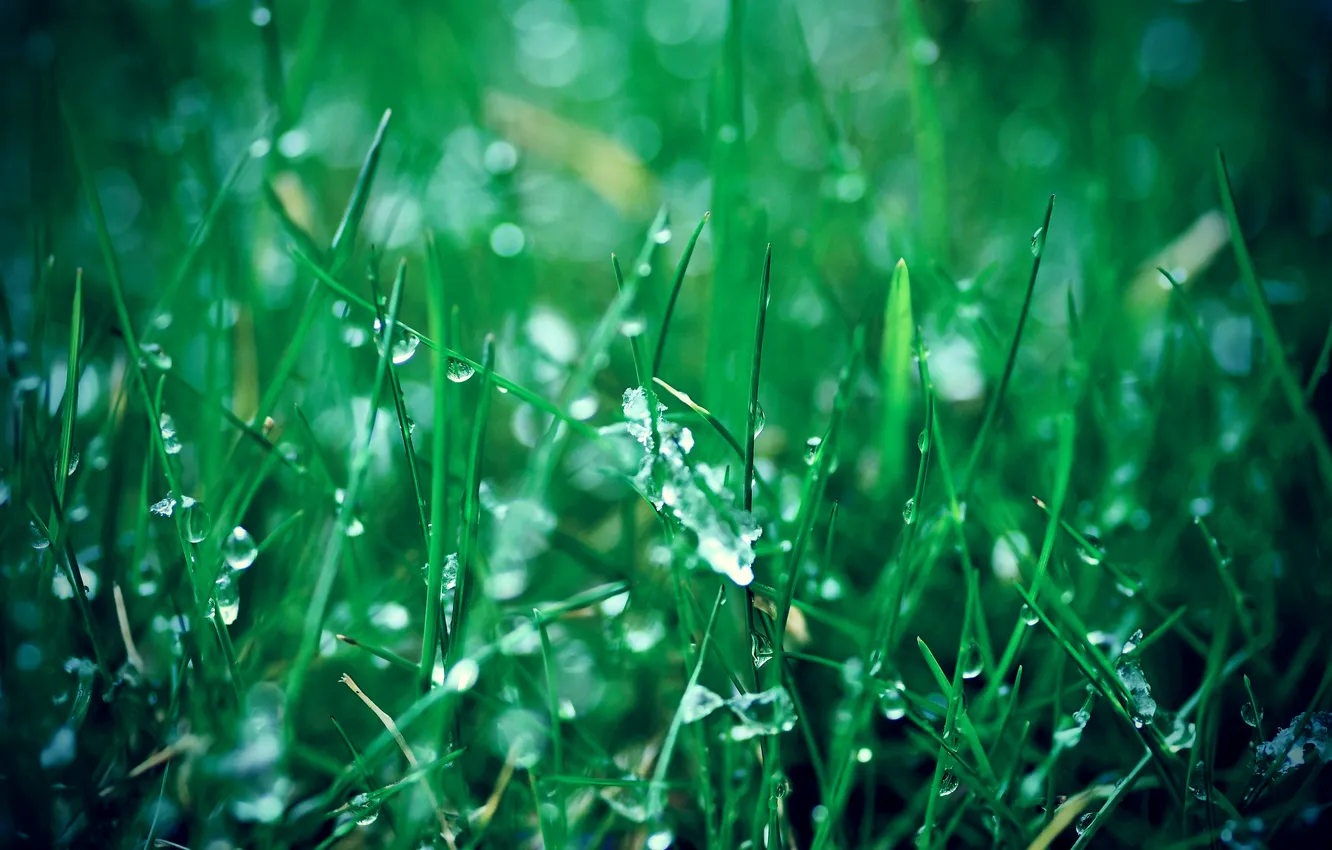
[1252,711,1331,781]
[622,387,762,586]
[205,526,257,626]
[1113,628,1157,728]
[676,683,797,741]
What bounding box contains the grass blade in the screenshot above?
[879,258,915,494]
[651,211,710,378]
[743,244,772,513]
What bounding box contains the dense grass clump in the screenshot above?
[5,1,1332,848]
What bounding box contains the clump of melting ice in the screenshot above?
[1253,712,1332,781]
[726,686,797,741]
[622,387,762,586]
[1114,633,1156,728]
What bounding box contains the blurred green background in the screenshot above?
[5,0,1332,847]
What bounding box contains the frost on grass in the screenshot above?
[726,686,797,741]
[1115,634,1157,728]
[1253,711,1332,781]
[622,387,762,587]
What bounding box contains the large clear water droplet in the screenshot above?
[653,226,673,245]
[214,569,240,625]
[1020,604,1039,627]
[1121,628,1144,656]
[804,436,823,465]
[1030,226,1046,258]
[681,684,725,724]
[223,526,258,570]
[390,333,419,364]
[30,521,51,550]
[752,403,766,437]
[938,768,959,796]
[1114,567,1145,597]
[960,641,983,679]
[902,497,917,525]
[1241,703,1263,728]
[1075,812,1094,836]
[1077,533,1104,565]
[139,342,172,370]
[183,500,211,543]
[1115,653,1157,727]
[61,452,80,477]
[917,428,929,454]
[446,357,476,383]
[879,687,906,721]
[1188,761,1208,800]
[751,630,774,669]
[348,792,379,827]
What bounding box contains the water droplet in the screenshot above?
[446,357,476,383]
[681,684,725,723]
[489,222,525,257]
[619,316,647,338]
[183,500,211,543]
[752,403,766,437]
[61,452,80,477]
[1075,812,1094,836]
[390,333,419,364]
[727,686,797,741]
[751,630,774,669]
[345,515,365,537]
[879,687,906,721]
[1122,628,1144,655]
[150,493,178,517]
[214,568,240,625]
[444,657,480,692]
[902,497,917,525]
[139,342,172,370]
[1077,533,1104,565]
[938,768,959,796]
[1188,762,1209,800]
[960,642,983,680]
[1030,226,1046,258]
[917,428,929,454]
[804,436,823,465]
[1020,604,1039,627]
[223,526,258,570]
[1166,716,1197,752]
[1242,703,1263,728]
[30,521,51,550]
[1114,567,1145,597]
[653,227,673,245]
[348,792,379,826]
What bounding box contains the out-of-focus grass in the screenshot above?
[4,1,1332,848]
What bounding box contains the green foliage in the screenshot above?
[3,1,1332,848]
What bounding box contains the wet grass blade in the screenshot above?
[651,211,710,378]
[900,0,949,263]
[420,236,454,694]
[612,254,646,386]
[451,336,495,658]
[962,195,1055,491]
[53,269,82,515]
[1215,149,1332,496]
[287,259,406,707]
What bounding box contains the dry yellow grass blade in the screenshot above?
[484,90,656,214]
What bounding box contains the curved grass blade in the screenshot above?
[1215,149,1332,497]
[879,259,915,495]
[962,195,1055,491]
[287,259,406,707]
[744,244,772,513]
[451,336,495,658]
[651,211,710,378]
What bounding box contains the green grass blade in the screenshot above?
[651,211,710,378]
[962,195,1056,491]
[879,258,915,494]
[420,236,454,694]
[1215,149,1332,496]
[743,244,772,513]
[451,336,495,658]
[900,0,949,263]
[287,259,406,707]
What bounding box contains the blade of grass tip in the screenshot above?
[1194,516,1255,640]
[962,195,1055,492]
[650,586,725,819]
[535,612,568,843]
[330,715,377,792]
[262,180,326,264]
[1216,150,1332,496]
[1157,268,1221,375]
[879,256,916,500]
[289,247,600,441]
[450,336,495,660]
[421,243,455,694]
[652,377,745,460]
[287,260,406,707]
[253,109,391,425]
[335,633,417,673]
[651,211,710,378]
[631,205,670,285]
[612,255,645,386]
